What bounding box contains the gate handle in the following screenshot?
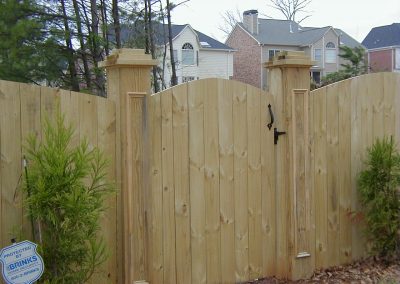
[267,104,274,130]
[274,128,286,145]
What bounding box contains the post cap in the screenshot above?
[99,48,158,68]
[264,51,316,69]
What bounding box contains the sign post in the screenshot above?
[0,240,44,284]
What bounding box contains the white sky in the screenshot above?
[170,0,400,43]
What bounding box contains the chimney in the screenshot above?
[243,9,259,34]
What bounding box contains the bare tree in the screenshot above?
[269,0,312,23]
[166,0,177,86]
[218,8,242,36]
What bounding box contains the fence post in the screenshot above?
[100,49,157,284]
[265,51,315,280]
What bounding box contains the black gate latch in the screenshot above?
[274,127,286,145]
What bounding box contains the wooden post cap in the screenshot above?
[99,48,158,68]
[264,51,316,69]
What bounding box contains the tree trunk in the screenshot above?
[60,0,80,91]
[72,0,91,89]
[166,0,177,86]
[112,0,121,48]
[90,0,106,96]
[100,0,109,55]
[147,0,159,92]
[144,0,150,54]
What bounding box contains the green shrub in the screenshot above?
[23,112,113,283]
[358,137,400,257]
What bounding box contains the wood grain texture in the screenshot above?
[0,81,22,248]
[161,89,176,284]
[147,93,164,284]
[188,81,207,284]
[233,81,249,282]
[218,80,235,284]
[247,84,262,279]
[172,84,192,284]
[203,79,221,284]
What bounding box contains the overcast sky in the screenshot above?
[170,0,400,43]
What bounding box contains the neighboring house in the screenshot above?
[160,24,234,86]
[226,10,361,89]
[362,23,400,73]
[120,24,234,88]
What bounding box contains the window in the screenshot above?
[396,48,400,69]
[268,49,281,60]
[182,43,194,65]
[183,76,195,83]
[314,48,322,62]
[325,42,336,63]
[312,71,321,84]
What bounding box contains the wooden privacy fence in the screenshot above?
[0,82,120,283]
[1,49,400,283]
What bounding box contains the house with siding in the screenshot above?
[120,24,234,88]
[160,24,234,87]
[226,10,361,89]
[362,23,400,73]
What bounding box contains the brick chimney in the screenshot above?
[243,9,259,34]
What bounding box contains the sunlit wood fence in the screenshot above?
[1,49,399,283]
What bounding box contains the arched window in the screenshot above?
[182,43,194,65]
[326,42,335,48]
[325,41,336,63]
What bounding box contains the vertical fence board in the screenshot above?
[188,81,206,284]
[161,89,176,284]
[313,87,328,268]
[383,73,396,135]
[0,81,22,248]
[204,79,221,284]
[172,84,192,284]
[97,97,117,283]
[326,84,340,267]
[350,76,364,260]
[218,80,235,284]
[261,92,276,275]
[233,82,249,282]
[370,74,385,139]
[61,91,80,147]
[338,80,352,264]
[40,86,59,123]
[147,93,164,284]
[20,84,41,240]
[247,85,262,279]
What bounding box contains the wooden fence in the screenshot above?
[310,72,400,268]
[1,49,400,283]
[0,81,119,283]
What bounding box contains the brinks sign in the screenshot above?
[0,240,44,284]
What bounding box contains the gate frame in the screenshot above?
[101,49,316,282]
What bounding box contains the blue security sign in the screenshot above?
[0,240,44,284]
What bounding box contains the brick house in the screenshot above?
[362,23,400,73]
[226,10,361,89]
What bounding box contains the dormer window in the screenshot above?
[182,43,195,65]
[325,42,336,63]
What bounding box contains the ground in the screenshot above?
[246,257,400,283]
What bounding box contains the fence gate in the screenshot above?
[102,50,322,283]
[145,78,276,283]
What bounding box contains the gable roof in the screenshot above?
[362,23,400,49]
[165,24,233,50]
[236,18,361,48]
[120,23,233,50]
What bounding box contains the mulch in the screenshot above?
[245,257,400,283]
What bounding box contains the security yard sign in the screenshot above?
[0,240,44,284]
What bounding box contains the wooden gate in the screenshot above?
[146,79,276,283]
